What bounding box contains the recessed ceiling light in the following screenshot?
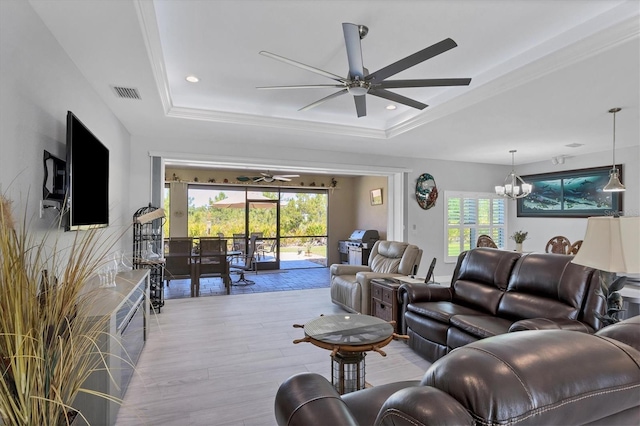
[386,104,397,110]
[565,143,583,148]
[185,75,199,83]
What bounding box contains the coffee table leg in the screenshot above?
[331,352,366,394]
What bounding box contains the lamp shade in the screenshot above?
[572,216,640,273]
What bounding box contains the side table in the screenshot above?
[370,278,402,332]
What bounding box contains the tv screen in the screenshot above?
[66,111,109,231]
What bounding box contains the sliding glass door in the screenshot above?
[166,184,328,270]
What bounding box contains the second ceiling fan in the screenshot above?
[252,171,300,183]
[258,23,472,117]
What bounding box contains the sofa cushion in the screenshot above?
[407,301,486,324]
[449,314,513,339]
[452,249,521,314]
[452,280,505,315]
[498,253,594,321]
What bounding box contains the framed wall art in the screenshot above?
[517,165,623,218]
[370,188,383,206]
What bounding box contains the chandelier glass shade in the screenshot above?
[603,107,625,192]
[495,150,532,199]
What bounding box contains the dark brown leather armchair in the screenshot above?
[274,317,640,426]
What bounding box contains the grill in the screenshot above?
[339,229,380,266]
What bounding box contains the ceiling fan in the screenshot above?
[257,23,472,117]
[252,171,300,183]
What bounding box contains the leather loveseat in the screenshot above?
[274,316,640,426]
[399,248,605,362]
[330,241,422,315]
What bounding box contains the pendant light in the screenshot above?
[495,150,532,199]
[603,107,625,192]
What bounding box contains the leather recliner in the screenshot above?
[330,241,422,314]
[274,316,640,426]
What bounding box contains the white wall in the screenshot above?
[354,176,388,239]
[510,145,639,253]
[0,1,132,254]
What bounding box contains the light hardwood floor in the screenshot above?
[115,287,431,426]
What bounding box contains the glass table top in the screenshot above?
[304,314,393,346]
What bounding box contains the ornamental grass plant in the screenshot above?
[1,195,124,425]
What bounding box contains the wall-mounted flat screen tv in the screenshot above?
[65,111,109,231]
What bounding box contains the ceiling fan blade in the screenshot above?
[377,78,471,88]
[299,88,348,111]
[257,84,346,90]
[276,174,300,178]
[366,38,458,83]
[253,177,265,182]
[259,51,346,83]
[354,95,366,117]
[275,177,292,182]
[342,23,365,79]
[368,88,428,110]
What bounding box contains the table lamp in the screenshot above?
[572,216,640,325]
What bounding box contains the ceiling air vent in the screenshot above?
[112,86,141,100]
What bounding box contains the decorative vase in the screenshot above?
[516,243,523,253]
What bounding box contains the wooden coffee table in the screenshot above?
[292,314,407,394]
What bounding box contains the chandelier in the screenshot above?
[603,107,625,192]
[495,150,532,199]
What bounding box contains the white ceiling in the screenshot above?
[29,0,640,166]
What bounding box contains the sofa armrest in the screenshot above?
[595,316,640,351]
[375,386,474,426]
[508,318,594,333]
[330,264,371,276]
[274,373,358,426]
[397,284,452,334]
[398,283,452,305]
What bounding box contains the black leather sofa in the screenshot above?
[398,248,605,362]
[274,316,640,426]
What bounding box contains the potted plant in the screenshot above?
[0,195,123,425]
[510,230,528,252]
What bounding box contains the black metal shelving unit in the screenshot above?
[133,204,165,313]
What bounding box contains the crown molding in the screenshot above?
[166,106,387,139]
[136,0,638,140]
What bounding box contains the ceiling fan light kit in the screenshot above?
[258,23,472,117]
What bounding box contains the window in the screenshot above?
[444,191,506,262]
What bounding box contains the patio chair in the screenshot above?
[230,235,258,285]
[164,237,194,287]
[251,232,265,260]
[260,239,277,260]
[232,233,246,253]
[199,237,231,295]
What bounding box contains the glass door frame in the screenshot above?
[246,193,280,271]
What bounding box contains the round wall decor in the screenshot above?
[416,173,438,210]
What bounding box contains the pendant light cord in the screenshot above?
[609,107,621,169]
